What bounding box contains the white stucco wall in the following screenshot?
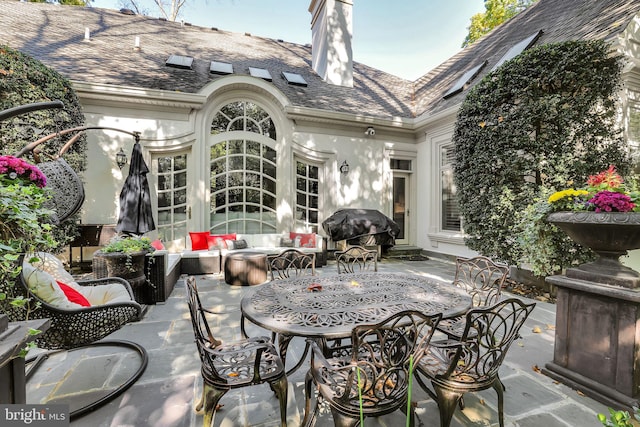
[73,77,424,251]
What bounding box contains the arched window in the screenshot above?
[210,101,277,233]
[211,101,276,140]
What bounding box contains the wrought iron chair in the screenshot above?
[185,276,288,427]
[335,245,378,273]
[267,248,316,280]
[0,254,147,419]
[414,298,536,427]
[242,248,317,374]
[241,249,316,338]
[302,310,442,427]
[437,256,509,339]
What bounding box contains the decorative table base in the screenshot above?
[543,274,640,411]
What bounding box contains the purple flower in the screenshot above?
[587,191,635,212]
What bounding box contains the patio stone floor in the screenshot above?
[25,258,612,426]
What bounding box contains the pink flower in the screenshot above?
[587,191,635,213]
[0,155,47,188]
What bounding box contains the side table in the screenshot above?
[224,251,268,286]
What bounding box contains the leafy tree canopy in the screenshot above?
[453,39,631,275]
[463,0,538,47]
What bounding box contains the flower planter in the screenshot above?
[547,211,640,288]
[94,250,149,303]
[544,211,640,411]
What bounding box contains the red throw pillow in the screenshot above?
[150,239,165,250]
[189,231,210,251]
[56,281,91,307]
[289,232,316,248]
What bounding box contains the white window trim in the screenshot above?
[428,132,466,245]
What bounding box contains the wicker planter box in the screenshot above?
[93,251,180,304]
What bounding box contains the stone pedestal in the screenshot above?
[543,274,640,410]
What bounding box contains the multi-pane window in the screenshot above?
[155,154,188,243]
[210,140,277,233]
[210,101,278,233]
[211,101,276,140]
[441,145,462,231]
[295,160,320,232]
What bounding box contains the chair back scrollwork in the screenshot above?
[415,298,536,427]
[335,245,378,274]
[453,256,509,307]
[267,249,316,280]
[304,310,442,426]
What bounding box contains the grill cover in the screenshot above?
[322,209,400,248]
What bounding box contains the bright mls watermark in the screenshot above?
[0,404,68,426]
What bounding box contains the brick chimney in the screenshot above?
[308,0,353,88]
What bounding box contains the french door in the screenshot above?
[392,172,410,245]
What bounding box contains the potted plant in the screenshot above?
[543,166,640,411]
[546,165,640,288]
[96,235,154,282]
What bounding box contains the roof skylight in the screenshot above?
[282,72,308,87]
[210,61,234,75]
[443,61,487,99]
[491,30,543,72]
[249,67,272,81]
[165,55,193,69]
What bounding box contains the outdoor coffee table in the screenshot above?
[240,272,472,373]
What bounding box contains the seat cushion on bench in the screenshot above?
[181,250,221,275]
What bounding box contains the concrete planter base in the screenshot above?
[543,274,640,411]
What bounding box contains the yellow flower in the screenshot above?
[548,189,589,203]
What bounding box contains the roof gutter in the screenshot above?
[284,105,416,134]
[71,81,207,110]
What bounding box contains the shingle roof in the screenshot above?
[1,0,639,122]
[414,0,640,117]
[0,0,415,120]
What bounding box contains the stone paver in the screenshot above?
[24,258,609,426]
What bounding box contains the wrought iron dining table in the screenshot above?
[240,272,472,373]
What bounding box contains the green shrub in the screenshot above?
[597,407,640,427]
[453,39,631,276]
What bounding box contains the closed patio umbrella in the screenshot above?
[116,139,156,235]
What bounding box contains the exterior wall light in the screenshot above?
[116,147,128,169]
[340,160,350,175]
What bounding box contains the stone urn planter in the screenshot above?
[544,211,640,411]
[547,211,640,288]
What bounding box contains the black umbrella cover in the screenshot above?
[116,142,156,235]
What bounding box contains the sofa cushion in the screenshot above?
[150,239,165,250]
[290,232,317,248]
[209,233,237,249]
[232,239,248,249]
[30,252,76,284]
[22,263,83,309]
[280,237,294,247]
[189,231,210,250]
